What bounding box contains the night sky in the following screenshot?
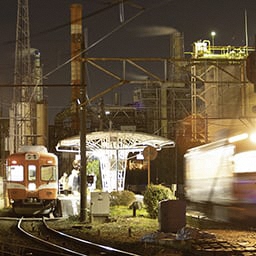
[0,0,256,124]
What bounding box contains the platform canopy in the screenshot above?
[56,130,175,192]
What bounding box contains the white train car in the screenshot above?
[184,132,256,222]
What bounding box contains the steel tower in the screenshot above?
[14,0,32,89]
[9,0,46,153]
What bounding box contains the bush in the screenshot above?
[110,190,136,206]
[143,184,174,219]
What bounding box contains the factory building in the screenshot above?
[189,40,255,142]
[1,2,256,185]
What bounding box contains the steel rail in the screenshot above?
[17,217,85,256]
[17,217,141,256]
[42,217,141,256]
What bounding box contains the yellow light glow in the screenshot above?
[211,31,216,37]
[249,133,256,143]
[228,133,248,143]
[136,153,144,160]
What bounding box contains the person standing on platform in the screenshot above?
[68,160,80,195]
[59,172,69,195]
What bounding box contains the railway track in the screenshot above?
[2,213,256,256]
[17,217,141,256]
[183,214,256,256]
[0,217,64,256]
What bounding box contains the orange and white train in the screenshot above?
[5,145,59,216]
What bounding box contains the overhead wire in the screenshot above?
[3,1,128,46]
[43,8,145,79]
[43,0,174,79]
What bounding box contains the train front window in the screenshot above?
[6,165,24,181]
[28,165,36,181]
[41,166,57,181]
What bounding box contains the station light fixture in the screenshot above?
[211,31,216,47]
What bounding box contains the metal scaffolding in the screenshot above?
[56,130,175,192]
[190,41,255,142]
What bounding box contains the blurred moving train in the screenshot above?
[184,132,256,223]
[5,145,60,216]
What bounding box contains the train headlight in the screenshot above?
[28,183,36,191]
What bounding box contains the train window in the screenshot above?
[28,165,36,181]
[41,166,57,181]
[6,165,24,181]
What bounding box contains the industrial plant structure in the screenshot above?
[0,1,255,191]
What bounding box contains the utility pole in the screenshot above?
[79,39,87,222]
[70,3,87,223]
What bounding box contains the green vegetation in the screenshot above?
[110,190,136,206]
[110,205,148,217]
[143,184,175,218]
[109,185,176,219]
[55,205,162,255]
[86,160,101,189]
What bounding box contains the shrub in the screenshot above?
[110,190,136,206]
[143,184,174,218]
